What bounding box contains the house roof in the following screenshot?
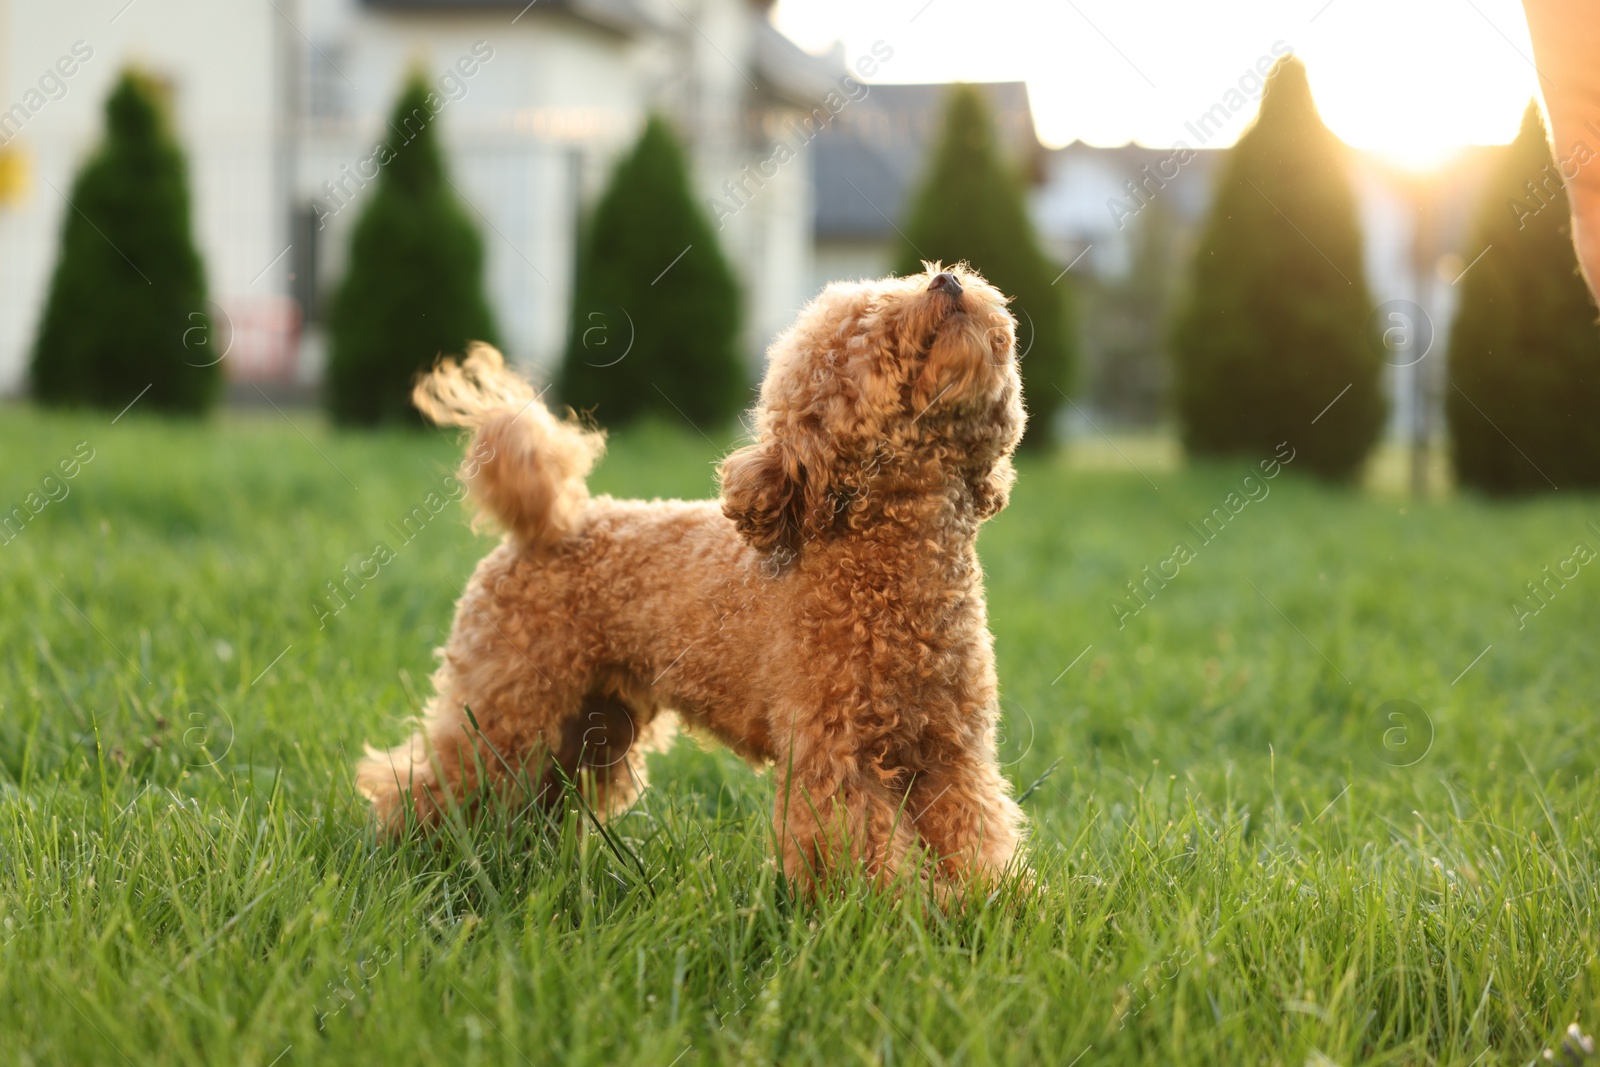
[751,22,846,108]
[360,0,652,37]
[811,81,1040,239]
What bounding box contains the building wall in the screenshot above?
[812,237,890,295]
[0,0,819,396]
[668,0,823,367]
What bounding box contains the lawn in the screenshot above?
[1,406,1597,1066]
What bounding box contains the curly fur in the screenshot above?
[357,264,1028,895]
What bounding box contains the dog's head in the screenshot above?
[719,263,1025,559]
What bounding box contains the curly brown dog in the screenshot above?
[357,264,1027,894]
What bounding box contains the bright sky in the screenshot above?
[771,0,1543,169]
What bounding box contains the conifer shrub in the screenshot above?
[31,69,216,414]
[1446,104,1600,494]
[326,71,499,426]
[558,115,745,429]
[1171,58,1383,480]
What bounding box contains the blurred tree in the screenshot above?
[1171,58,1383,480]
[30,69,217,414]
[326,71,498,426]
[892,84,1074,450]
[558,114,744,429]
[1446,103,1600,494]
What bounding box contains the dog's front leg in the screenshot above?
[769,731,922,895]
[905,755,1025,885]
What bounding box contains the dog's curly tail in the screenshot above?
[413,343,605,550]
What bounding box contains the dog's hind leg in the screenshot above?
[355,656,553,831]
[550,671,676,822]
[357,656,672,833]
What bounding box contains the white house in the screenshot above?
[0,0,839,397]
[806,76,1501,441]
[810,80,1040,292]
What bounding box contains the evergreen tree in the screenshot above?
[1171,58,1383,480]
[326,71,499,426]
[892,84,1074,450]
[558,115,744,429]
[31,69,216,414]
[1446,103,1600,494]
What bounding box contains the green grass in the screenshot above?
[2,406,1598,1066]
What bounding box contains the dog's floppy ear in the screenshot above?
[719,440,805,555]
[720,434,844,556]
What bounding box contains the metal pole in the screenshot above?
[1410,178,1435,498]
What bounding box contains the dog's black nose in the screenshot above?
[928,271,962,295]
